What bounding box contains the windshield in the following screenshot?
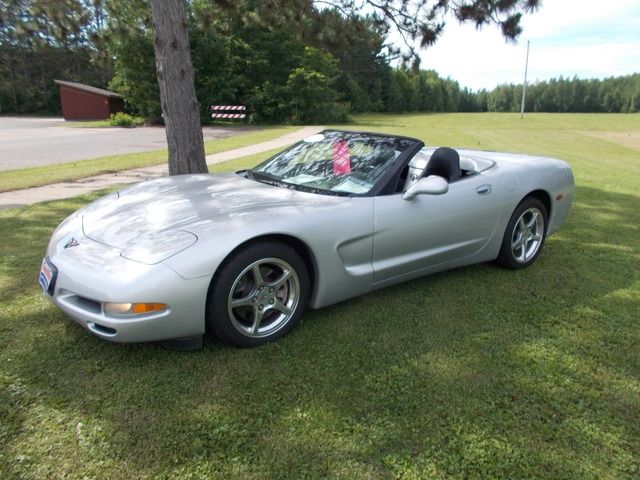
[248,131,420,196]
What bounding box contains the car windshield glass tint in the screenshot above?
[249,131,419,195]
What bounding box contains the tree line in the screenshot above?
[1,0,636,123]
[474,75,640,114]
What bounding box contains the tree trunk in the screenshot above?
[150,0,207,175]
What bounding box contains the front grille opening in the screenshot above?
[59,290,103,314]
[70,295,102,314]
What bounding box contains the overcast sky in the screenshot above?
[416,0,640,90]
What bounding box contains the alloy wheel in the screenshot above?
[227,258,300,338]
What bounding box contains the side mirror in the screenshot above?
[402,175,449,201]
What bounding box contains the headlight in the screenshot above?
[121,230,197,264]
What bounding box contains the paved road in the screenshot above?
[0,117,256,171]
[0,126,323,210]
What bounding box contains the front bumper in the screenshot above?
[44,231,211,343]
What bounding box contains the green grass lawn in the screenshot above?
[0,126,296,193]
[1,113,639,479]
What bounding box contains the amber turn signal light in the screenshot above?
[131,303,166,314]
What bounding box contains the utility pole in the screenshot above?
[520,40,530,119]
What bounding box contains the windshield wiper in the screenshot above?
[246,170,289,188]
[246,169,350,196]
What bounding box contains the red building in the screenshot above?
[55,80,124,120]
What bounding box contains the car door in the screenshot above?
[372,173,502,283]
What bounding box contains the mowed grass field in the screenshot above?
[1,113,639,479]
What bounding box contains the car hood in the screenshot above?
[82,173,338,249]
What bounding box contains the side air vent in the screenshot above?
[88,323,117,336]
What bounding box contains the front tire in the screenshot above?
[497,197,548,269]
[206,241,310,347]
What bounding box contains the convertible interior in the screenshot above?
[395,147,494,193]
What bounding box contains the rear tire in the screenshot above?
[496,197,548,269]
[206,241,310,347]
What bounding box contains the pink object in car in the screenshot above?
[332,140,351,175]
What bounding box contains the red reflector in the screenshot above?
[556,194,564,201]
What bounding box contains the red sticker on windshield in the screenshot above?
[333,140,351,175]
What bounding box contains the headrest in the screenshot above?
[425,147,461,182]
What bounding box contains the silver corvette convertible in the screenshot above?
[40,130,574,348]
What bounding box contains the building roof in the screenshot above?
[54,80,122,99]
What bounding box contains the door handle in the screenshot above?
[476,184,493,195]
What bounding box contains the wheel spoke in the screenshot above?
[526,211,539,229]
[511,235,523,250]
[272,300,292,316]
[530,233,542,241]
[252,265,265,286]
[517,217,526,233]
[519,241,528,261]
[250,307,265,335]
[230,292,255,308]
[265,269,291,289]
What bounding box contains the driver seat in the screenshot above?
[424,147,461,182]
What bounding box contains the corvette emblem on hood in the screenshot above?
[64,238,80,249]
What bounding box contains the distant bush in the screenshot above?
[109,112,143,127]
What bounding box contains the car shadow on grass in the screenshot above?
[1,185,638,479]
